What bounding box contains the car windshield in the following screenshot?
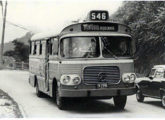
[101,36,132,58]
[60,37,100,58]
[155,69,164,78]
[149,69,156,77]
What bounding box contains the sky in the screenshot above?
[0,0,123,43]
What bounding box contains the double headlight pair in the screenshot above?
[60,74,81,85]
[122,73,136,83]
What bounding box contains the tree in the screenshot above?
[4,39,30,62]
[113,1,165,74]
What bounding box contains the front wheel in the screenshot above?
[161,94,165,109]
[136,89,144,102]
[56,86,66,110]
[113,96,127,110]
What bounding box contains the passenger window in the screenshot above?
[47,40,52,55]
[29,42,32,55]
[42,41,46,55]
[52,38,58,55]
[50,42,53,55]
[47,39,52,55]
[39,42,42,55]
[33,43,37,55]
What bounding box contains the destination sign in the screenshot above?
[81,23,118,31]
[90,10,109,21]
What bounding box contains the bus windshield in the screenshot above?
[61,37,100,58]
[60,36,133,58]
[101,36,132,58]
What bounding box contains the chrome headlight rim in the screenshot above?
[73,76,81,85]
[60,74,81,86]
[130,74,136,82]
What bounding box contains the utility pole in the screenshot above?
[0,1,7,65]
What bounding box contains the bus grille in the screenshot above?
[83,66,120,84]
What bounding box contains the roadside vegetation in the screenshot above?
[113,1,165,75]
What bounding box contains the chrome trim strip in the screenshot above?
[59,59,133,64]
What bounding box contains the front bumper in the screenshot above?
[59,87,136,98]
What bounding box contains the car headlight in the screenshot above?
[60,74,81,85]
[130,74,136,82]
[122,73,136,83]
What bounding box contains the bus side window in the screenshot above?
[42,41,46,56]
[33,42,37,55]
[50,41,53,55]
[52,38,58,55]
[37,41,41,55]
[39,41,42,55]
[29,42,32,55]
[47,39,53,55]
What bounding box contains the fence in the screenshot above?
[6,62,29,70]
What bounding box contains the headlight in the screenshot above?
[73,77,81,85]
[122,73,136,83]
[62,76,71,84]
[60,74,81,85]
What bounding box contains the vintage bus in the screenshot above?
[29,10,136,110]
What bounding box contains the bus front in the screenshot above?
[56,10,136,110]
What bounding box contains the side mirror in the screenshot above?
[149,76,153,80]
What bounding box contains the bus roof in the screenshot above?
[31,21,131,41]
[31,31,59,41]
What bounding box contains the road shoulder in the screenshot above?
[0,89,23,118]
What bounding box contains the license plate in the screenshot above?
[97,83,108,88]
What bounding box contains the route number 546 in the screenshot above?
[90,10,109,20]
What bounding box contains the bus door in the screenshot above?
[44,38,58,92]
[44,40,51,91]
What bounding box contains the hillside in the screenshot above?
[113,1,165,75]
[0,32,32,54]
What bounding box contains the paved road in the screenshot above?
[0,70,164,118]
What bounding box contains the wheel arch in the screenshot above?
[136,84,140,92]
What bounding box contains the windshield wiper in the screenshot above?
[101,38,118,59]
[103,46,118,59]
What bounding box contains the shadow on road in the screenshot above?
[144,100,162,108]
[64,99,127,114]
[39,94,128,113]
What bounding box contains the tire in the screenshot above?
[36,81,44,97]
[113,96,127,110]
[56,86,66,110]
[52,81,57,101]
[136,89,144,102]
[161,94,165,109]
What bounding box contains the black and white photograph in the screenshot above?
[0,0,165,118]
